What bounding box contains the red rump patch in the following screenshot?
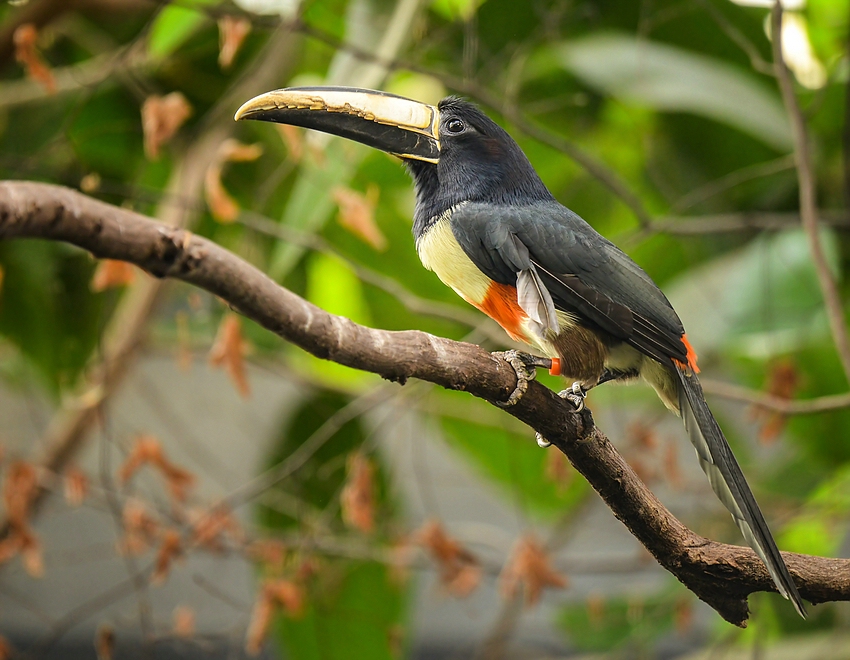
[676,333,700,373]
[479,282,528,343]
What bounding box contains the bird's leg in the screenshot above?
[597,367,640,386]
[491,350,551,408]
[535,382,589,448]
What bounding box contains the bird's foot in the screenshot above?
[535,382,588,448]
[558,381,588,413]
[492,350,551,408]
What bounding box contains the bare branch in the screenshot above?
[1,181,848,625]
[772,2,850,385]
[702,378,850,415]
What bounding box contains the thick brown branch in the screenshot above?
[1,181,848,625]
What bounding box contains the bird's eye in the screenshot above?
[445,118,465,134]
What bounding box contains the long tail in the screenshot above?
[675,366,806,618]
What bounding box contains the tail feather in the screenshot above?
[675,366,806,618]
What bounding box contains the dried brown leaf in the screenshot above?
[64,466,88,507]
[204,139,263,223]
[13,24,55,93]
[20,528,43,578]
[209,314,251,397]
[248,539,287,570]
[190,505,242,550]
[276,124,303,162]
[266,579,304,617]
[751,360,800,445]
[218,15,251,69]
[95,624,115,660]
[173,605,196,638]
[3,461,38,530]
[118,435,195,503]
[416,519,481,597]
[586,591,605,628]
[245,587,274,656]
[119,499,159,555]
[663,440,682,491]
[0,635,13,660]
[675,597,694,634]
[152,529,183,584]
[500,534,568,607]
[91,259,135,292]
[142,92,192,160]
[544,449,573,492]
[341,452,376,533]
[332,184,387,250]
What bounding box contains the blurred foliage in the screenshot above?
[0,0,849,656]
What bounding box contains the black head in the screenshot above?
[408,97,554,237]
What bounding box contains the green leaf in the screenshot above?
[0,242,102,392]
[301,252,373,386]
[148,0,218,59]
[440,411,589,518]
[430,0,487,21]
[667,229,838,359]
[558,594,678,653]
[541,34,792,151]
[276,561,406,660]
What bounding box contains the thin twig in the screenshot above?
[772,2,850,385]
[701,378,850,415]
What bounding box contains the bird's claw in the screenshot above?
[536,383,588,448]
[492,350,550,408]
[558,381,587,413]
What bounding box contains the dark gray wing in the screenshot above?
[450,201,688,365]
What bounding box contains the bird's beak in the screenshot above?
[234,86,440,163]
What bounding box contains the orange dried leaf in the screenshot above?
[751,360,799,445]
[190,505,242,550]
[95,624,115,660]
[118,435,162,484]
[586,591,605,628]
[416,519,481,597]
[245,588,273,656]
[332,184,387,250]
[209,314,251,397]
[142,92,192,160]
[152,529,183,584]
[204,139,263,223]
[267,579,304,617]
[341,452,376,533]
[91,259,135,292]
[628,421,658,450]
[248,539,287,570]
[500,534,567,607]
[276,124,303,162]
[3,461,38,530]
[173,605,196,638]
[20,529,43,578]
[0,635,13,660]
[64,467,89,507]
[118,435,195,503]
[218,15,251,69]
[675,597,694,634]
[13,24,55,93]
[663,441,682,491]
[119,499,159,555]
[544,449,572,492]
